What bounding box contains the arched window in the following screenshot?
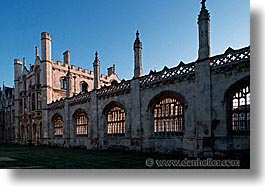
[52,114,63,137]
[32,93,36,110]
[107,106,126,136]
[80,81,88,93]
[153,97,184,135]
[60,77,67,90]
[149,91,185,136]
[230,83,250,135]
[73,109,88,136]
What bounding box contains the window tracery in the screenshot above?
[153,97,184,136]
[53,115,63,137]
[231,84,250,135]
[74,109,88,136]
[107,106,125,136]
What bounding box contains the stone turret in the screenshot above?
[41,32,53,142]
[14,59,22,81]
[93,51,100,89]
[14,58,22,142]
[63,50,70,65]
[133,30,143,78]
[41,32,52,62]
[40,31,53,104]
[198,0,210,60]
[108,64,115,76]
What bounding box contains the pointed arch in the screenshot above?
[73,108,88,136]
[80,81,88,93]
[148,91,185,136]
[103,101,126,136]
[52,113,64,137]
[225,76,250,136]
[60,76,67,90]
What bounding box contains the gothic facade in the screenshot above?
[0,1,250,157]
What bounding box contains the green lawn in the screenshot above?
[0,145,179,169]
[0,145,249,169]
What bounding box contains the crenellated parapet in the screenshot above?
[52,61,94,77]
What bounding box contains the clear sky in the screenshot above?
[0,0,249,87]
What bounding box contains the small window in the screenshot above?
[80,81,88,93]
[61,78,67,89]
[32,93,36,110]
[36,72,40,85]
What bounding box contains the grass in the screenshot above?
[0,145,249,169]
[0,144,177,169]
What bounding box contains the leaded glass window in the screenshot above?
[153,97,184,136]
[75,112,88,136]
[53,115,63,137]
[107,107,125,136]
[231,84,250,135]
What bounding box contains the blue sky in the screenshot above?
[0,0,249,87]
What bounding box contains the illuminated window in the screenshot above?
[107,107,125,136]
[53,115,63,137]
[231,84,250,135]
[73,109,88,136]
[153,97,184,135]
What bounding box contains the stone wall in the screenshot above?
[47,46,250,157]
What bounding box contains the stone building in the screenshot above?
[0,84,15,143]
[0,1,250,157]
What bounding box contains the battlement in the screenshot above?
[14,59,22,65]
[41,32,51,40]
[51,59,117,79]
[52,60,94,76]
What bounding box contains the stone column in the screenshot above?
[130,78,142,151]
[89,90,98,149]
[14,59,22,143]
[195,58,212,157]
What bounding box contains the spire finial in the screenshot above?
[136,30,139,39]
[35,46,39,57]
[201,0,206,9]
[95,51,98,59]
[23,57,26,67]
